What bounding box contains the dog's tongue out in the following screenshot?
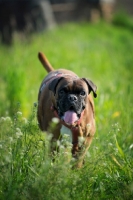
[64,111,79,125]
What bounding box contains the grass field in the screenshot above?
[0,21,133,199]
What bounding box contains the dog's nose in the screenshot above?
[68,94,78,102]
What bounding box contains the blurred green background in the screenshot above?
[0,1,133,199]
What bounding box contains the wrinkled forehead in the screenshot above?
[57,77,88,92]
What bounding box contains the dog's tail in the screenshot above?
[38,52,54,72]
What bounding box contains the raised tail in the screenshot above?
[38,52,54,72]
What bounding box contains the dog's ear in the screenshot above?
[49,77,63,95]
[82,78,97,98]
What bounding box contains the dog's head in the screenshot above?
[49,76,97,125]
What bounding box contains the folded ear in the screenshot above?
[82,78,97,98]
[49,77,63,95]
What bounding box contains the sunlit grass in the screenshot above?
[0,21,133,199]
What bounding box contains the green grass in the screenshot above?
[0,22,133,199]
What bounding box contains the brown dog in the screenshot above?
[37,52,97,168]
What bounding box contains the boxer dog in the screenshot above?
[37,52,97,168]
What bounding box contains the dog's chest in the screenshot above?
[60,125,72,143]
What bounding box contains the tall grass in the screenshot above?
[112,10,133,31]
[0,22,133,199]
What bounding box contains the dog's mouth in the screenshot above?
[58,103,85,126]
[62,110,79,126]
[60,105,83,126]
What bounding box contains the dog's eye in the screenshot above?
[59,89,65,96]
[80,91,86,96]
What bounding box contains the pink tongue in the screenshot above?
[64,111,78,124]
